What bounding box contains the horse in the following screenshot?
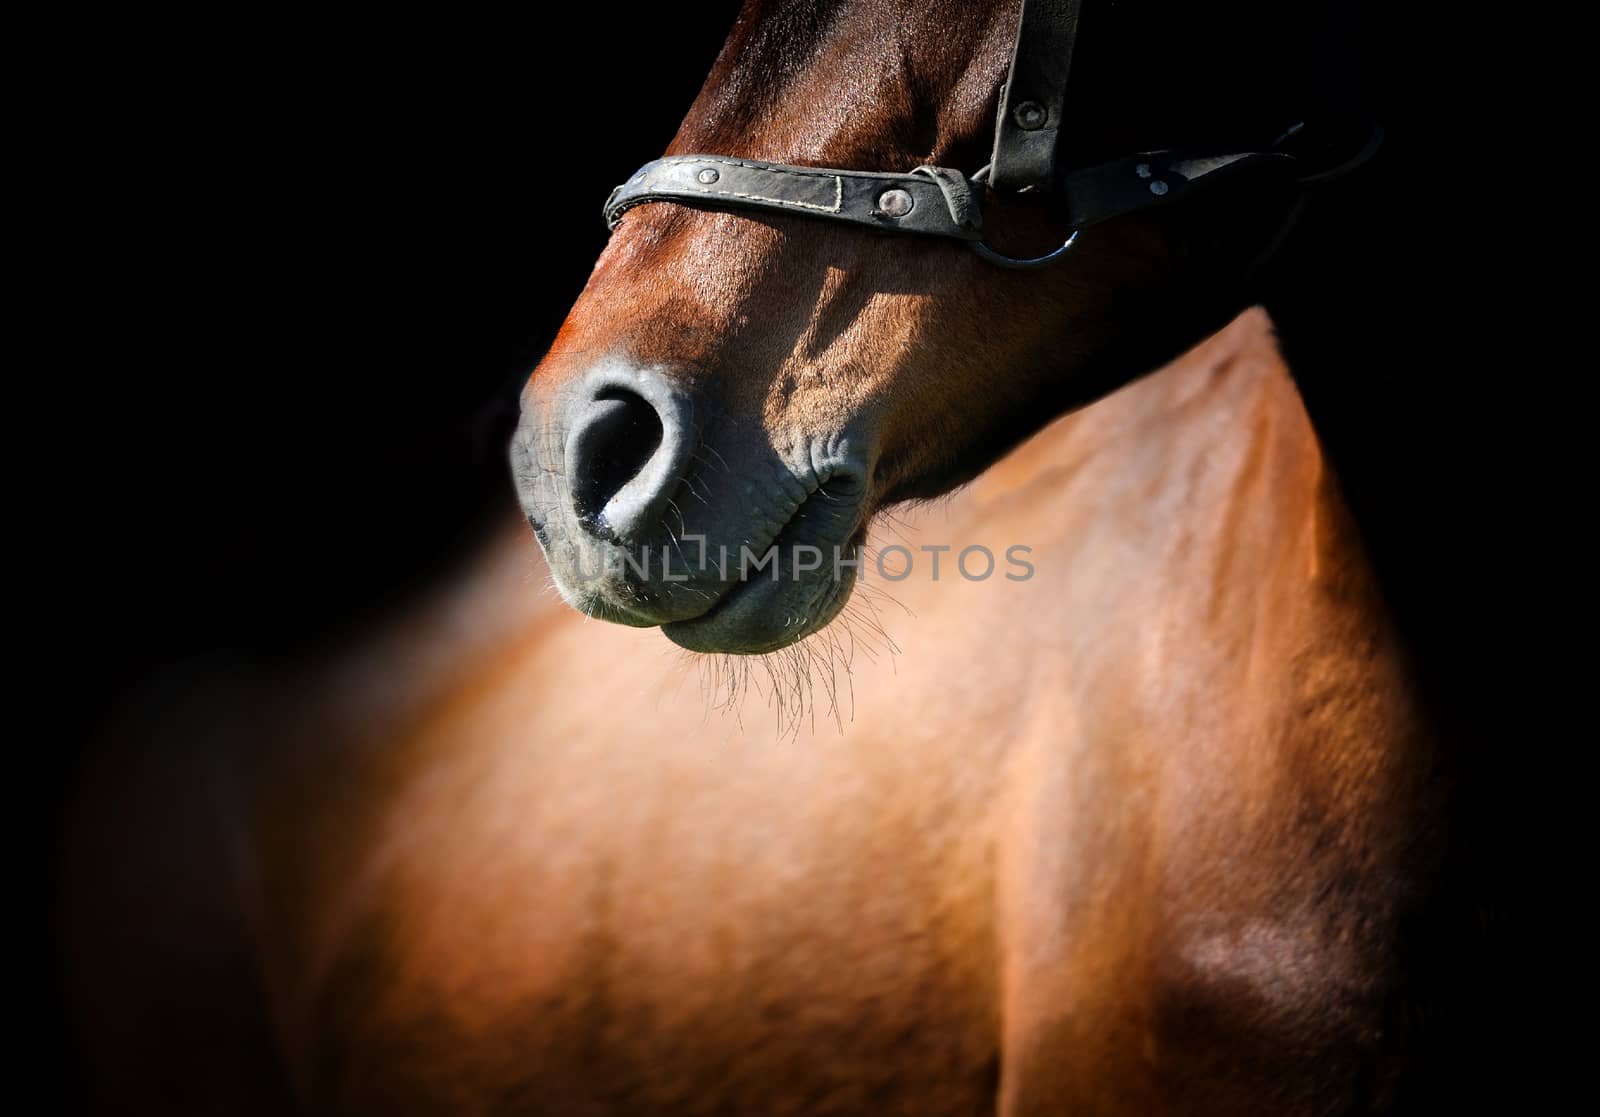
[63,0,1501,1113]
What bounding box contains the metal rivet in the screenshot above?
[1135,163,1152,179]
[696,167,720,184]
[1149,180,1169,196]
[1013,101,1047,130]
[877,188,914,217]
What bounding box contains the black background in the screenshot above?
[62,6,740,713]
[38,5,1544,1109]
[41,6,742,1101]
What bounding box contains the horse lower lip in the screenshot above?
[661,558,856,654]
[660,495,864,653]
[676,561,774,624]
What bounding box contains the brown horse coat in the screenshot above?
[65,311,1443,1114]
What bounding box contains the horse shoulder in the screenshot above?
[993,324,1446,1114]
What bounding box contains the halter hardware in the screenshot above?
[600,0,1377,269]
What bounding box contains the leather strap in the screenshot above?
[1055,149,1295,228]
[989,0,1084,191]
[598,0,1378,268]
[604,157,984,241]
[605,149,1296,240]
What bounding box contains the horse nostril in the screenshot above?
[563,371,699,545]
[569,388,664,529]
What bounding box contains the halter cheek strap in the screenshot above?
[989,0,1084,192]
[600,0,1377,269]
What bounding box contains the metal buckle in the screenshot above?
[968,165,1079,270]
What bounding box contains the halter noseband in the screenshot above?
[602,0,1373,270]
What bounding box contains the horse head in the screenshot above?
[513,0,1332,653]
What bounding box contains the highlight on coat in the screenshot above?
[58,2,1505,1114]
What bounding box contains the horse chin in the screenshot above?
[661,507,869,654]
[661,560,857,655]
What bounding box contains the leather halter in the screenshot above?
[602,0,1371,269]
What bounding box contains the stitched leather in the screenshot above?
[605,150,1297,245]
[598,1,1377,268]
[604,157,984,241]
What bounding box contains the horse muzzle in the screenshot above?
[512,359,872,652]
